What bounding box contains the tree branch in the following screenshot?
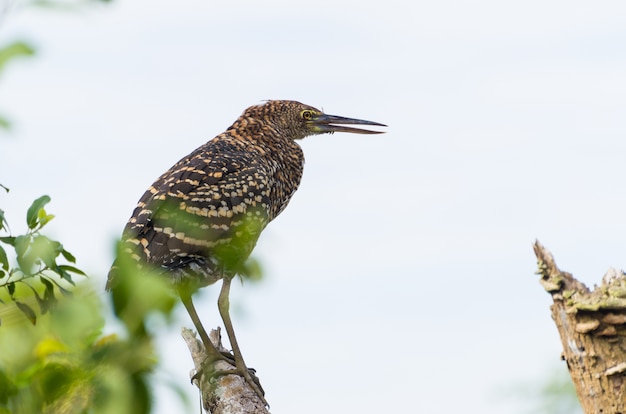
[533,240,626,413]
[181,327,269,414]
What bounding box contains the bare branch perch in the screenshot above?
[533,240,626,413]
[182,327,269,414]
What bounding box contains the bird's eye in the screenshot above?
[301,110,313,120]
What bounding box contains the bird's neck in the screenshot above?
[227,117,299,151]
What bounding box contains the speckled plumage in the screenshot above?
[107,101,316,289]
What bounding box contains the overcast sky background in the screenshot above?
[2,0,626,412]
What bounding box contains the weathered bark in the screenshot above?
[534,240,626,413]
[182,327,269,414]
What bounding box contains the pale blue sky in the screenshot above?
[2,0,626,412]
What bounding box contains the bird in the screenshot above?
[106,100,386,404]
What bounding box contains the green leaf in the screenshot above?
[0,245,8,272]
[14,235,33,272]
[27,195,51,229]
[57,264,86,277]
[0,41,35,74]
[0,369,17,403]
[15,301,36,325]
[37,208,55,227]
[6,282,15,297]
[0,208,6,231]
[60,249,76,263]
[0,115,11,130]
[25,283,49,315]
[14,235,29,255]
[31,235,61,269]
[56,266,76,285]
[40,275,54,292]
[49,278,72,298]
[0,236,15,246]
[40,276,56,306]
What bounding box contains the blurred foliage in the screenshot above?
[0,0,110,131]
[0,41,35,130]
[0,1,194,412]
[108,243,178,338]
[505,365,583,414]
[0,42,35,74]
[530,369,583,414]
[29,0,113,7]
[0,194,183,413]
[6,0,111,12]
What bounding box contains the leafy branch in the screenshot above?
[0,194,86,324]
[0,191,182,413]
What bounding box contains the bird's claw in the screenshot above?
[190,351,229,383]
[192,355,267,407]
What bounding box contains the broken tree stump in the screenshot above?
[534,240,626,413]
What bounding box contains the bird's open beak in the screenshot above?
[311,114,387,134]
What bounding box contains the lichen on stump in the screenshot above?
[534,240,626,413]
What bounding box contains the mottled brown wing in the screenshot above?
[108,138,273,288]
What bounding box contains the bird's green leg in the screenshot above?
[179,290,234,366]
[217,277,268,406]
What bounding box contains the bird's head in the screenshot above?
[239,100,387,140]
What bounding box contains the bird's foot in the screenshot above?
[193,352,267,407]
[190,351,233,383]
